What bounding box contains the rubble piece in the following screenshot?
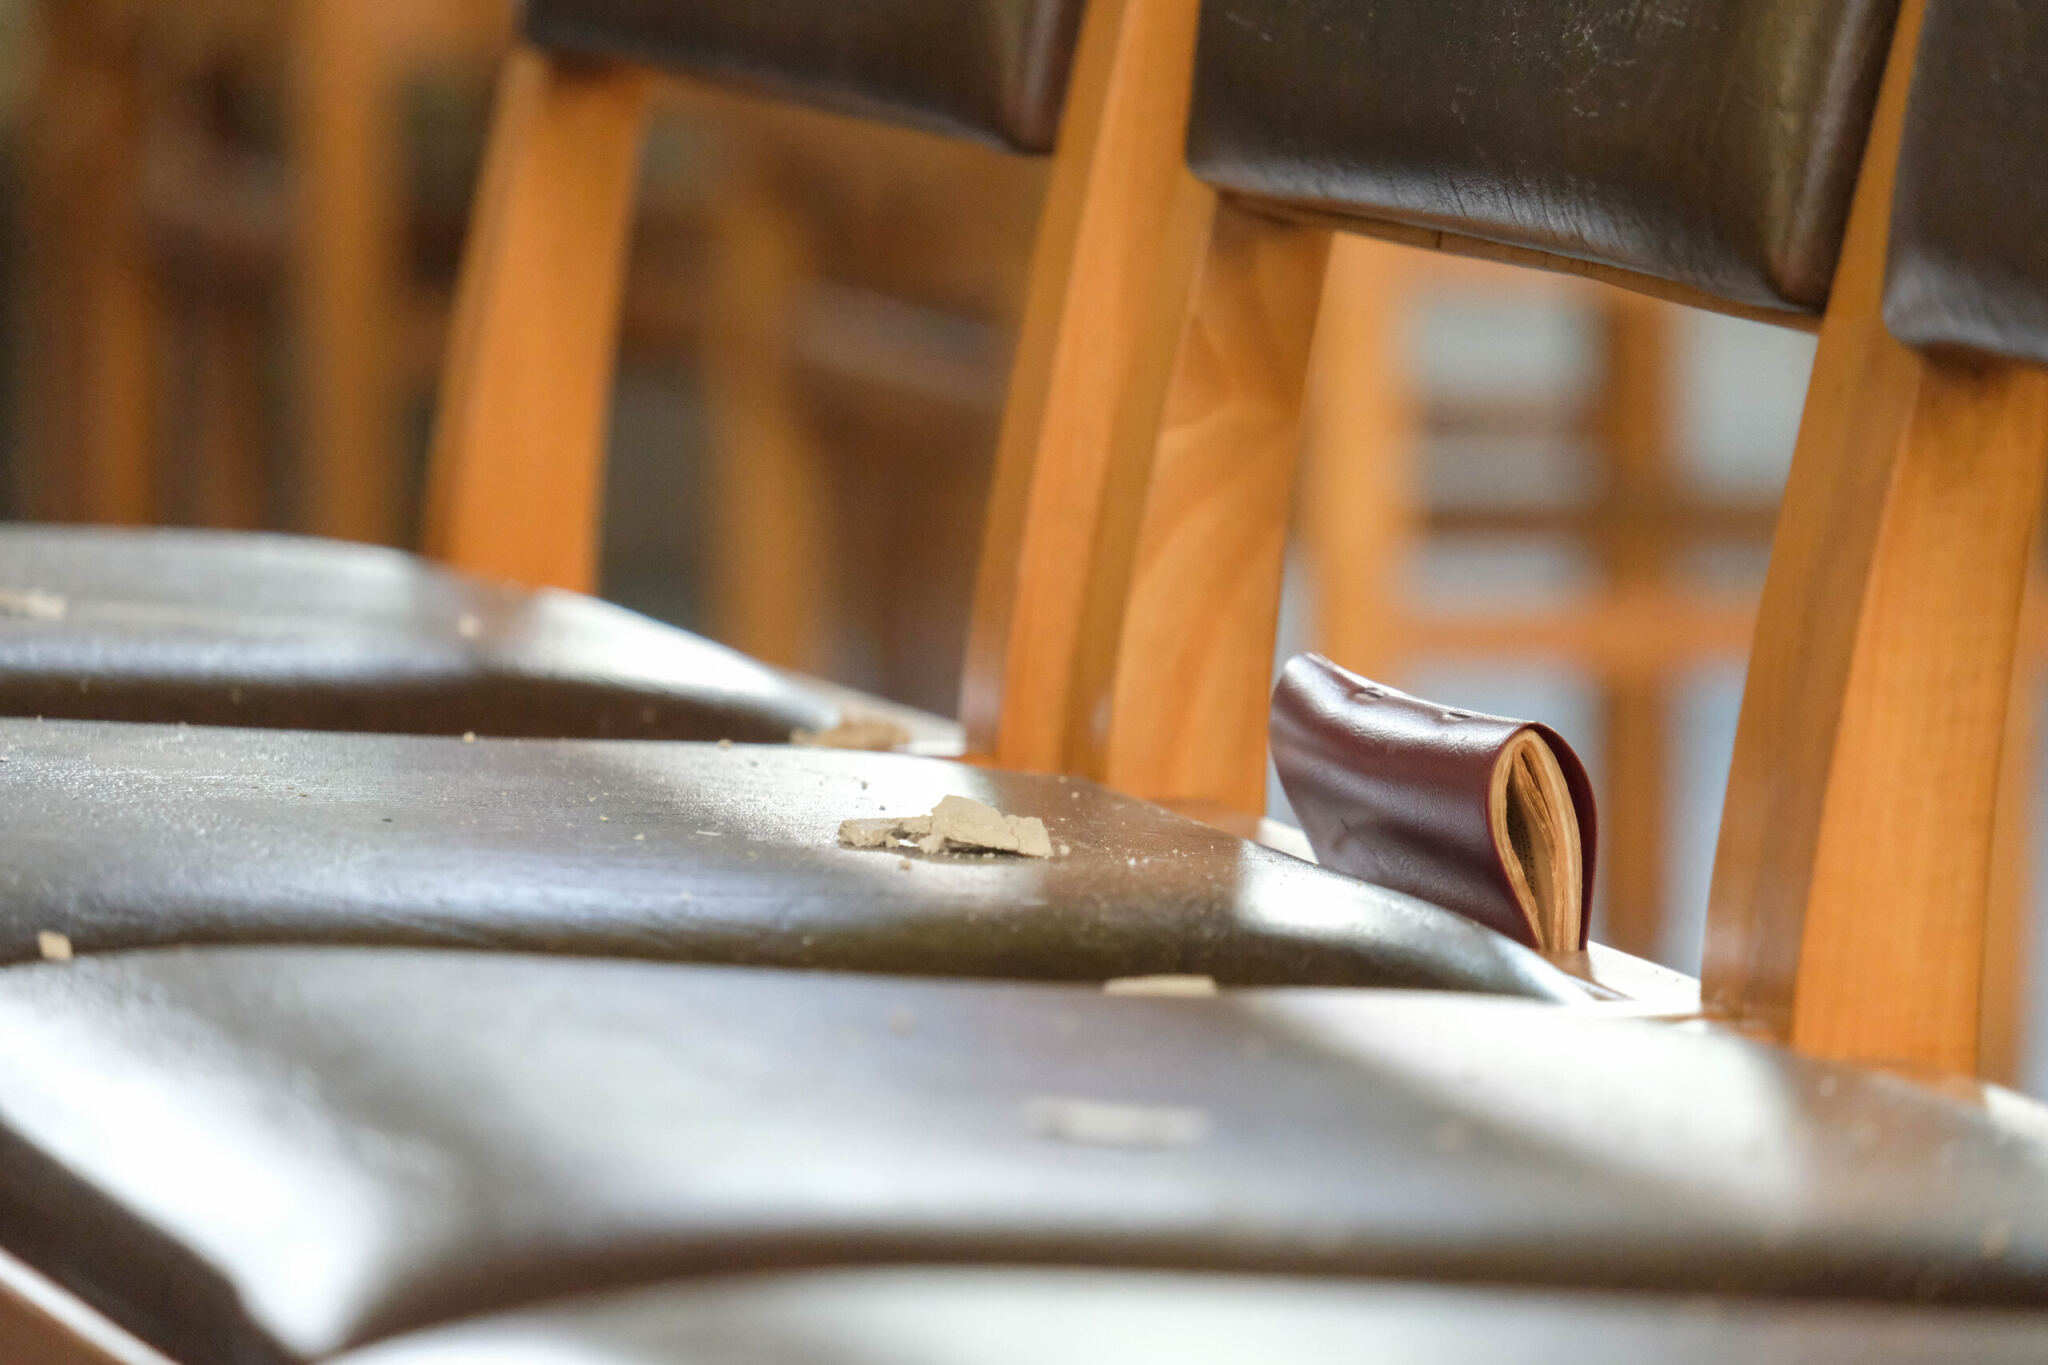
[1022,1095,1210,1149]
[1103,975,1220,999]
[36,931,73,963]
[928,795,1018,852]
[835,795,1052,859]
[793,717,913,751]
[0,589,66,622]
[837,817,905,850]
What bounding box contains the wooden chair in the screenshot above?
[1044,0,2047,1077]
[2,9,2048,1361]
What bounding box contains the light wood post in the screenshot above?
[291,0,402,544]
[1704,0,2048,1074]
[960,0,1214,768]
[423,47,651,592]
[1078,200,1332,810]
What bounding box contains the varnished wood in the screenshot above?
[0,1244,176,1365]
[1704,0,2048,1073]
[18,3,159,524]
[290,0,403,544]
[423,47,652,592]
[1592,294,1678,960]
[1980,636,2038,1087]
[699,159,831,673]
[1079,201,1332,811]
[961,0,1213,769]
[1298,235,1423,683]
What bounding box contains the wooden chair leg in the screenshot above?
[961,0,1213,768]
[290,0,402,545]
[699,161,831,673]
[1298,235,1421,689]
[1593,294,1678,960]
[1071,199,1331,810]
[18,4,158,525]
[422,48,651,592]
[1704,0,2048,1074]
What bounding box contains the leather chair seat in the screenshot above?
[0,949,2042,1364]
[0,526,853,741]
[0,718,1573,997]
[339,1269,2048,1365]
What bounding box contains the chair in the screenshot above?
[0,3,2044,1362]
[1051,0,2048,1077]
[0,0,1613,995]
[0,0,1136,747]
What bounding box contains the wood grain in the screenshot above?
[1703,0,2048,1074]
[960,0,1214,769]
[1078,202,1332,811]
[422,47,651,592]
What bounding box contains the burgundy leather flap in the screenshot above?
[1271,654,1597,950]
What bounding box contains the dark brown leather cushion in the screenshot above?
[0,720,1575,999]
[523,0,1086,152]
[1,950,2045,1364]
[0,526,833,741]
[1884,0,2048,364]
[1186,0,1902,311]
[341,1270,2048,1365]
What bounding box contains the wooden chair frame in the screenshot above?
[1060,0,2048,1075]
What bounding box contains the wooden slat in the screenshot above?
[1082,201,1333,811]
[698,157,830,673]
[290,0,403,544]
[1300,235,1424,687]
[960,0,1214,768]
[422,47,651,591]
[1592,293,1677,959]
[1703,0,2048,1075]
[17,4,159,524]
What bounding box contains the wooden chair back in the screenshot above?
[421,0,1217,781]
[1059,0,2048,1075]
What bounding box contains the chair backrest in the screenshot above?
[1186,0,1899,316]
[1073,0,2048,1076]
[422,0,1218,784]
[1884,0,2048,364]
[520,0,1086,152]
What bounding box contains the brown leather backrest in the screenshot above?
[522,0,1087,152]
[1185,0,1903,313]
[1884,0,2048,364]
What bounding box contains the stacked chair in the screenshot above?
[2,0,2048,1360]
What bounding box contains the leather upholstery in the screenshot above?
[1,949,2045,1364]
[1884,0,2048,365]
[523,0,1087,152]
[341,1270,2048,1365]
[0,720,1578,999]
[0,526,834,741]
[1272,654,1598,951]
[1186,0,1903,311]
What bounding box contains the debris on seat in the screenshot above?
[794,717,914,751]
[1103,975,1219,998]
[838,794,1053,858]
[36,932,72,963]
[0,589,66,622]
